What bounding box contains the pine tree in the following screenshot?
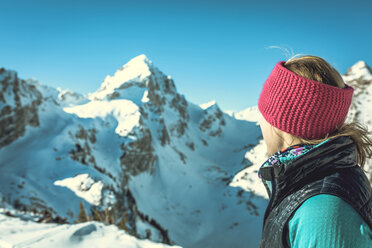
[118,211,129,231]
[78,202,88,223]
[104,207,111,224]
[92,209,103,222]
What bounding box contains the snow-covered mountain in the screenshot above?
[0,55,267,248]
[0,64,173,245]
[1,56,370,248]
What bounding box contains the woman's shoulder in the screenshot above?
[287,194,372,248]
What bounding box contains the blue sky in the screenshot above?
[1,0,371,111]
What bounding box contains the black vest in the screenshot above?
[259,135,372,248]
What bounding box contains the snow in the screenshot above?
[88,54,152,100]
[0,72,42,108]
[136,218,164,242]
[57,88,89,107]
[199,100,217,110]
[26,78,59,101]
[128,101,269,248]
[2,82,15,107]
[343,60,372,82]
[343,61,372,128]
[63,99,140,136]
[0,211,182,248]
[141,90,150,103]
[54,174,104,206]
[230,139,268,198]
[342,61,372,176]
[225,105,260,123]
[0,57,270,248]
[0,97,123,221]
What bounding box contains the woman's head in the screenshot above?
[258,55,372,167]
[258,56,354,140]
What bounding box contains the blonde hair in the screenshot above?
[279,55,372,168]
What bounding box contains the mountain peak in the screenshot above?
[89,54,155,101]
[126,54,151,66]
[116,54,153,78]
[344,60,372,81]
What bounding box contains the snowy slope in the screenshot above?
[84,55,268,248]
[0,210,181,248]
[0,55,267,248]
[0,64,175,244]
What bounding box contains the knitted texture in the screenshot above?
[258,61,354,139]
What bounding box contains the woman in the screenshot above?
[257,55,372,248]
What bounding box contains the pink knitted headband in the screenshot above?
[258,61,354,140]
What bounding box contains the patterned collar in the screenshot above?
[258,139,331,195]
[258,139,331,178]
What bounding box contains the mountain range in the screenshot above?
[0,55,370,248]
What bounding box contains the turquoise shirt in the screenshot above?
[288,194,372,247]
[258,140,372,247]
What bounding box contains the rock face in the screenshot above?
[0,69,42,149]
